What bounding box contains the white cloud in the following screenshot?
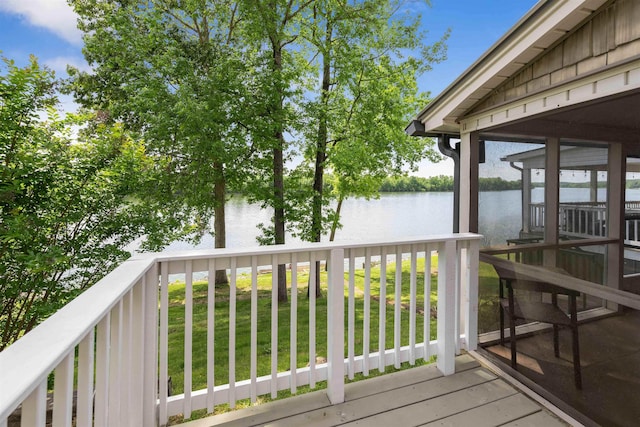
[0,0,82,45]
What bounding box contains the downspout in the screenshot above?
[404,120,461,233]
[509,162,526,234]
[438,135,460,233]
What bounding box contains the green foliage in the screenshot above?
[379,175,521,192]
[68,0,452,252]
[68,0,269,250]
[478,177,521,191]
[0,56,177,349]
[285,0,449,242]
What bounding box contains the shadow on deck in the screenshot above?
[484,309,640,427]
[181,354,570,427]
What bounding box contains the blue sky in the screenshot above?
[0,0,538,176]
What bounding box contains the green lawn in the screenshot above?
[165,256,501,423]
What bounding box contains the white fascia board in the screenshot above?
[419,0,606,134]
[461,58,640,135]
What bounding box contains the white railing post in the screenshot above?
[462,239,480,351]
[327,248,345,404]
[142,263,158,427]
[437,240,456,375]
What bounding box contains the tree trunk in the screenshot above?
[308,20,332,298]
[273,45,288,302]
[329,196,343,242]
[213,162,228,284]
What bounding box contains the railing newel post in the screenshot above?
[327,248,345,405]
[437,240,456,376]
[461,239,480,352]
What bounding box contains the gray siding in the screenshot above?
[469,0,640,115]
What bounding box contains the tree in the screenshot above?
[69,0,264,284]
[0,56,176,348]
[242,0,315,302]
[286,0,447,295]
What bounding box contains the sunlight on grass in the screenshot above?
[165,256,501,424]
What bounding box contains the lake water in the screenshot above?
[165,187,640,251]
[165,192,455,251]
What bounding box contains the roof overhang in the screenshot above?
[413,0,609,136]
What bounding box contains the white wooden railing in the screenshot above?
[529,202,640,246]
[0,234,481,427]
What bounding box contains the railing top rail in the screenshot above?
[482,237,617,255]
[0,257,156,420]
[143,233,483,263]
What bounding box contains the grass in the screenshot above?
[165,256,502,424]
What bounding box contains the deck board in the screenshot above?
[180,355,569,427]
[419,393,542,427]
[340,379,517,427]
[500,410,570,427]
[267,369,497,427]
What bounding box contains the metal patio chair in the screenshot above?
[494,262,582,389]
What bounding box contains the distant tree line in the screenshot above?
[380,175,521,192]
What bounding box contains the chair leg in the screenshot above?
[507,285,517,369]
[553,324,559,358]
[509,313,517,369]
[500,305,505,345]
[572,324,582,389]
[570,295,582,389]
[499,280,505,346]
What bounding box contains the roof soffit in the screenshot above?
[418,0,608,134]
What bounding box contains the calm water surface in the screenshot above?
[166,192,453,251]
[165,188,640,251]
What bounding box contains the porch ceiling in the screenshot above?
[477,90,640,147]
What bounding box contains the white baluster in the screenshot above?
[131,279,144,426]
[424,245,432,361]
[378,247,387,372]
[290,252,298,394]
[363,247,371,376]
[143,264,159,427]
[250,255,258,403]
[184,260,193,419]
[309,252,316,389]
[207,259,216,413]
[52,353,74,427]
[94,313,110,427]
[120,290,132,426]
[21,380,47,427]
[271,254,279,398]
[394,246,402,369]
[409,245,417,365]
[159,262,169,425]
[108,301,122,424]
[229,257,237,408]
[348,251,355,379]
[77,329,95,427]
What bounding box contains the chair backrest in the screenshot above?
[492,262,580,297]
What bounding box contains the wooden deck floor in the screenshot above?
[181,355,570,427]
[485,309,640,427]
